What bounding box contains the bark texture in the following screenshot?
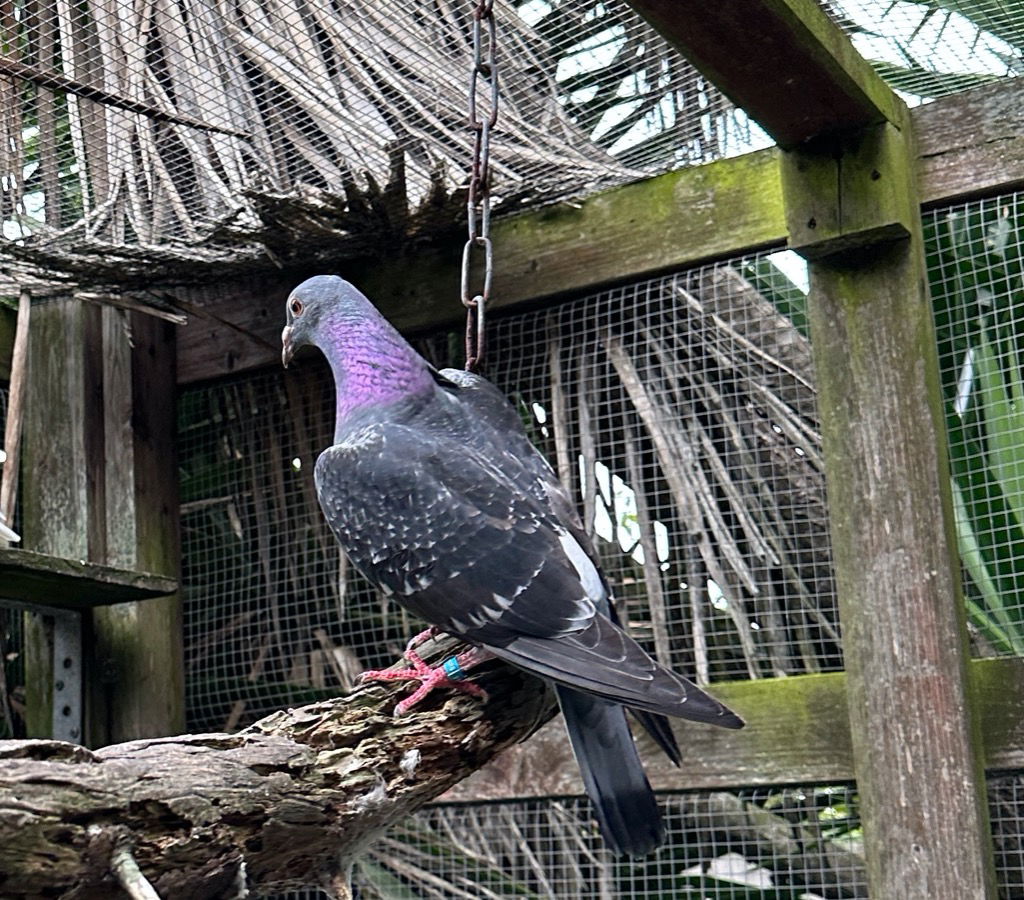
[0,639,555,899]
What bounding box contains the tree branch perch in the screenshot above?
[0,638,556,899]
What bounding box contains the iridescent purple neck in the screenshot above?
[317,309,434,440]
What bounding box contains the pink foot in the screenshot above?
[359,642,492,716]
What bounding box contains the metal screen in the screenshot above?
[926,192,1024,889]
[256,776,1024,898]
[2,0,1019,295]
[354,785,866,900]
[179,252,847,896]
[926,192,1024,659]
[825,0,1021,100]
[992,773,1024,899]
[0,0,767,293]
[178,193,1024,896]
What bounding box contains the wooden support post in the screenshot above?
[617,1,1000,893]
[782,108,997,896]
[20,300,183,745]
[21,299,89,738]
[87,310,184,744]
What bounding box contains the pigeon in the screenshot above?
[281,275,744,857]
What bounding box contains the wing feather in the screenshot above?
[315,423,598,644]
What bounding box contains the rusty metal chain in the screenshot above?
[461,0,498,372]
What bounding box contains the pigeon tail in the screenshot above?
[488,615,744,728]
[557,685,664,857]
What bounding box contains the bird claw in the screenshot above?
[358,643,490,715]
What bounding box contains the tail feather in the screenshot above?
[556,685,663,857]
[605,602,681,765]
[492,620,744,727]
[630,709,681,767]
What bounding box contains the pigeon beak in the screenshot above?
[281,325,294,368]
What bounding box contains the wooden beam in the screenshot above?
[442,657,1024,801]
[915,78,1024,208]
[788,100,997,895]
[88,312,185,744]
[0,549,176,609]
[623,0,901,148]
[782,121,916,258]
[0,83,1016,383]
[21,299,90,739]
[173,79,1024,385]
[18,300,184,745]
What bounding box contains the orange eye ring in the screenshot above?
[290,298,304,316]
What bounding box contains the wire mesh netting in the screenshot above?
[0,0,766,293]
[179,253,835,735]
[926,192,1024,659]
[992,773,1024,899]
[825,0,1023,100]
[351,786,866,900]
[1,0,1019,296]
[254,775,1024,899]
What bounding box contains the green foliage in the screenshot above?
[925,196,1024,653]
[739,256,810,339]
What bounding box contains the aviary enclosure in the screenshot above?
[1,0,1023,897]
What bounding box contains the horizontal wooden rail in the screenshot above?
[167,78,1024,384]
[0,548,177,610]
[440,656,1024,802]
[0,82,1019,386]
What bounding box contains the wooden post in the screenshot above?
[620,2,998,894]
[781,112,997,896]
[21,299,89,738]
[88,310,184,744]
[20,299,183,745]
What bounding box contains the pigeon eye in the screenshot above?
[290,299,304,317]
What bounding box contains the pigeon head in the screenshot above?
[281,274,357,367]
[281,275,434,432]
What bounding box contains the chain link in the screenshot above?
[461,0,498,372]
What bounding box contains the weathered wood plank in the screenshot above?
[173,149,787,382]
[782,121,915,258]
[21,301,88,559]
[100,306,136,568]
[88,313,185,743]
[794,101,996,896]
[173,80,1024,385]
[916,78,1024,207]
[443,670,852,801]
[0,548,176,608]
[442,656,1024,802]
[623,0,901,148]
[0,291,29,540]
[20,300,89,738]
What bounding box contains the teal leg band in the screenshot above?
[442,656,465,681]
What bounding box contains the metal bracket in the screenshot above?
[51,609,83,743]
[0,599,83,743]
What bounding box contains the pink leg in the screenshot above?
[404,626,440,653]
[359,641,494,716]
